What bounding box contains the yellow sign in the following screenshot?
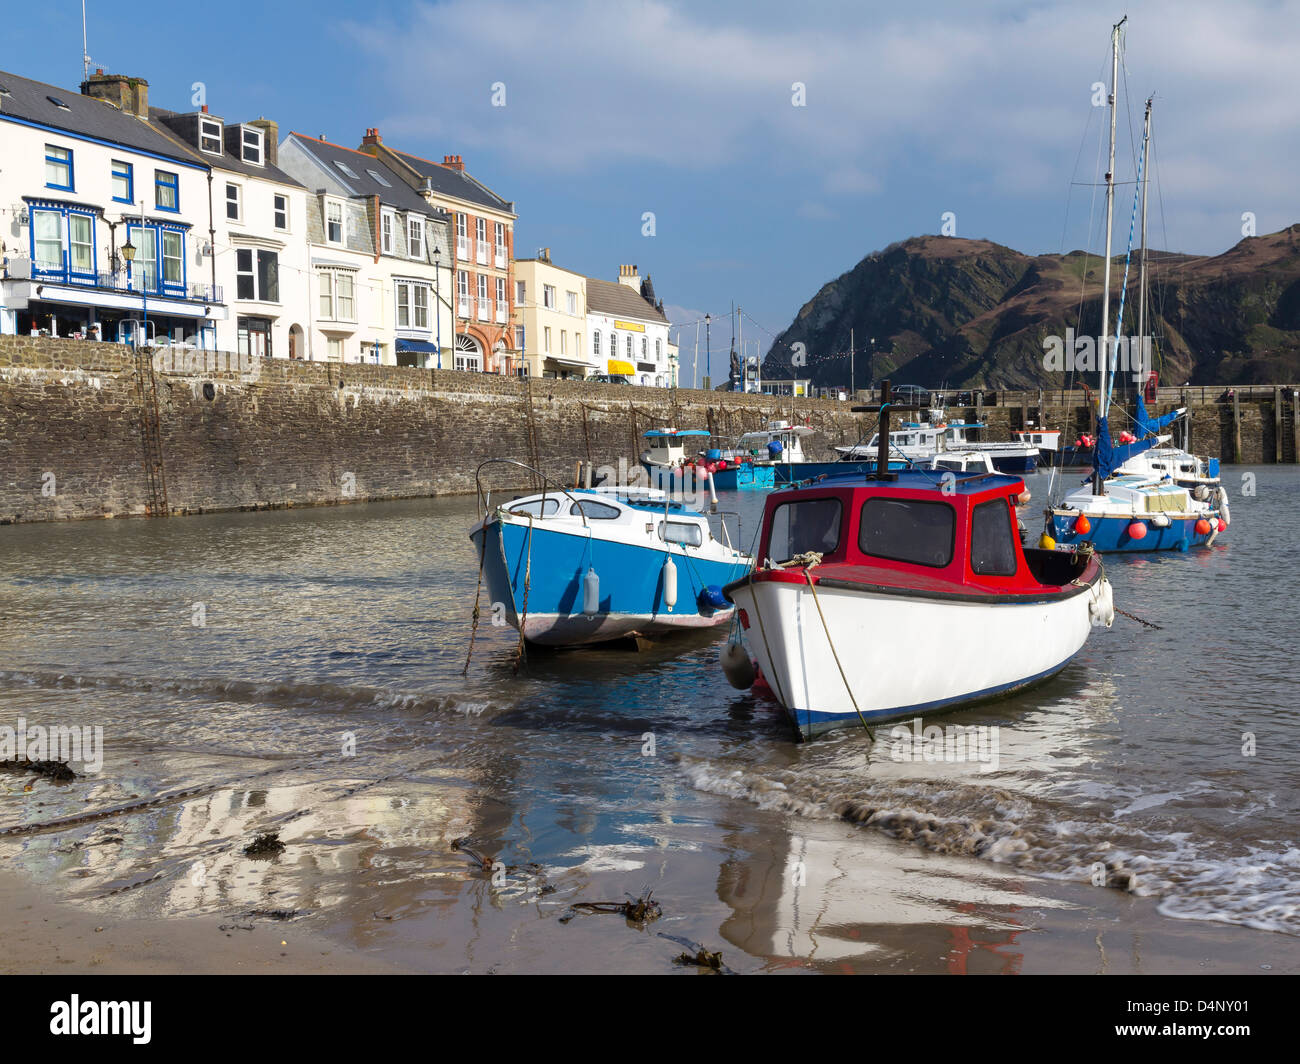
[613,320,646,333]
[607,359,635,375]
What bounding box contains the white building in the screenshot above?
[0,69,224,344]
[585,265,672,386]
[150,107,309,360]
[278,133,453,366]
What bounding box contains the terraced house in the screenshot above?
[148,102,309,360]
[0,69,224,345]
[278,133,453,366]
[356,130,517,374]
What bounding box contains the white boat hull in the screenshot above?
[729,577,1105,738]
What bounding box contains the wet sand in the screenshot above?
[6,820,1297,975]
[0,869,408,974]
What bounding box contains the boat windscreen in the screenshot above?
[768,498,842,562]
[859,498,955,568]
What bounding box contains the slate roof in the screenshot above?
[148,106,304,188]
[0,68,205,166]
[586,278,668,323]
[286,134,446,218]
[385,148,513,214]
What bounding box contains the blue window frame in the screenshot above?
[111,159,133,204]
[45,144,73,191]
[154,169,179,212]
[28,202,97,284]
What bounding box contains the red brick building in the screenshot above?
[358,131,518,373]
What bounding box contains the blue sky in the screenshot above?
[23,0,1300,382]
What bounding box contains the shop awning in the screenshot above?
[607,359,635,375]
[395,339,439,353]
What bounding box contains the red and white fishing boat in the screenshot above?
[722,384,1115,740]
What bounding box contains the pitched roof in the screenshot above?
[286,134,446,217]
[386,148,513,214]
[0,68,205,166]
[586,278,668,323]
[148,106,304,188]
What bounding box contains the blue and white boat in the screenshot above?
[470,464,751,646]
[1114,395,1221,491]
[1045,60,1226,555]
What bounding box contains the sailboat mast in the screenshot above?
[1137,96,1152,384]
[1095,15,1124,495]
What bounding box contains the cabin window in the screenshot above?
[969,498,1018,576]
[509,497,559,516]
[570,500,620,519]
[859,498,954,568]
[935,459,963,471]
[658,521,702,547]
[768,498,841,562]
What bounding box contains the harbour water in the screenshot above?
[2,466,1298,973]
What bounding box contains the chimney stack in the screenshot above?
[361,128,382,147]
[246,118,279,166]
[442,154,464,171]
[617,264,641,290]
[80,72,149,118]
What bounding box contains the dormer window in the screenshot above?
[199,117,223,155]
[408,216,423,259]
[241,127,263,165]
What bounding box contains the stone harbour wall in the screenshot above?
[0,337,1291,523]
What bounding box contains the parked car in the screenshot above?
[891,384,928,405]
[587,374,630,384]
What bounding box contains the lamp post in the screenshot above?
[704,313,711,388]
[119,233,137,348]
[433,245,442,369]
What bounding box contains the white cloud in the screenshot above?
[343,0,1300,252]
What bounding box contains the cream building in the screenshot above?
[514,250,590,378]
[586,264,672,386]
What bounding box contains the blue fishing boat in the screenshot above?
[470,461,751,646]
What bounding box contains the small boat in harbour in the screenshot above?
[470,461,751,646]
[722,383,1115,740]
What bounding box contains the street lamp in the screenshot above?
[432,245,442,369]
[704,313,711,388]
[119,233,141,348]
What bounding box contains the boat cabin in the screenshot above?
[753,469,1088,595]
[643,428,711,468]
[735,420,814,463]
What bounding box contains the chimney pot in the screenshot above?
[201,104,208,113]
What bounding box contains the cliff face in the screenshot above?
[765,225,1300,388]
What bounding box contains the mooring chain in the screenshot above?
[1114,605,1164,630]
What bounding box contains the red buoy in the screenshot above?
[1127,521,1147,540]
[1075,514,1092,535]
[1195,518,1212,536]
[1217,518,1227,532]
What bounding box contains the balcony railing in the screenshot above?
[495,303,507,324]
[458,296,471,317]
[30,261,223,304]
[476,241,489,265]
[477,299,490,321]
[494,246,506,269]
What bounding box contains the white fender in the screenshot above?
[1151,513,1171,528]
[1089,577,1115,628]
[1217,486,1231,527]
[662,556,677,611]
[720,642,756,689]
[583,567,600,616]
